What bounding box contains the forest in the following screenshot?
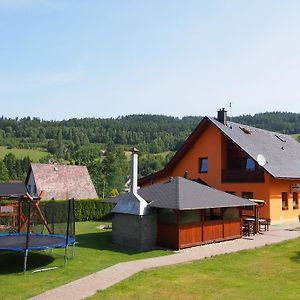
[0,112,299,197]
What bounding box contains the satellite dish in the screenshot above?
[257,154,267,167]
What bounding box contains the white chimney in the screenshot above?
[130,148,139,194]
[112,147,149,216]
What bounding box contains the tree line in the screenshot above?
[0,112,300,196]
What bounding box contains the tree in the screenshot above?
[0,161,9,182]
[3,153,17,179]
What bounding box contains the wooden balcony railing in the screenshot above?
[222,169,264,183]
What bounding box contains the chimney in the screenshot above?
[130,147,139,194]
[217,108,227,125]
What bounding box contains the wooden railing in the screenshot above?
[222,169,264,183]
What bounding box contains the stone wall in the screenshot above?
[112,212,157,251]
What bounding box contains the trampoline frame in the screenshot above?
[0,233,76,251]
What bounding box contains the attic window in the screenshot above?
[239,126,251,134]
[275,134,286,142]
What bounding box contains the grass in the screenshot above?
[93,238,300,300]
[0,221,171,300]
[0,146,48,161]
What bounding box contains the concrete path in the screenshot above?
[30,223,300,300]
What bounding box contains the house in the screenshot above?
[110,149,255,250]
[25,163,98,200]
[139,109,300,224]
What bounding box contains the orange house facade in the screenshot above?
[139,109,300,224]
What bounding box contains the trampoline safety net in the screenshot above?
[0,197,75,272]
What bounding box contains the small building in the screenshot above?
[25,163,98,200]
[111,150,254,250]
[139,109,300,224]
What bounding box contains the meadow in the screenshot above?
[0,146,48,162]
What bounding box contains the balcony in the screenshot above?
[222,169,264,183]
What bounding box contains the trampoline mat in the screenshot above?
[0,233,75,251]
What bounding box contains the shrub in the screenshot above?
[40,199,113,222]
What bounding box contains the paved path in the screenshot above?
[30,223,300,300]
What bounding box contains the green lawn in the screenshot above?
[0,222,171,300]
[94,238,300,300]
[0,146,48,161]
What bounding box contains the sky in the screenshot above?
[1,0,300,120]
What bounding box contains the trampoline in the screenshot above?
[0,194,75,272]
[0,233,75,251]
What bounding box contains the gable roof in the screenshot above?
[139,116,300,184]
[27,163,98,200]
[208,117,300,179]
[111,177,254,210]
[0,183,27,197]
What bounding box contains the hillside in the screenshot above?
[0,112,299,155]
[0,112,299,196]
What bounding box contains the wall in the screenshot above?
[169,124,271,218]
[26,171,37,197]
[112,212,157,250]
[140,122,300,222]
[269,178,300,223]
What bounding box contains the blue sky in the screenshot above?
[1,0,300,120]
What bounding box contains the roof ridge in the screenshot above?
[209,116,292,137]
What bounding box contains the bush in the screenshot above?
[40,199,114,222]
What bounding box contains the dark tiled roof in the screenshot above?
[0,183,27,197]
[29,163,98,200]
[142,177,254,209]
[208,117,300,179]
[111,177,254,210]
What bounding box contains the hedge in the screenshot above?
[39,199,114,222]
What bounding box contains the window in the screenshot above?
[199,157,208,173]
[158,209,177,224]
[242,192,254,199]
[223,207,240,220]
[245,158,255,171]
[293,192,298,209]
[275,134,286,142]
[282,192,288,210]
[239,126,251,134]
[180,210,201,224]
[205,208,222,220]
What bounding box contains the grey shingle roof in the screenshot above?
[208,117,300,179]
[110,177,254,210]
[0,183,27,197]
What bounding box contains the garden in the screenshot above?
[0,221,171,300]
